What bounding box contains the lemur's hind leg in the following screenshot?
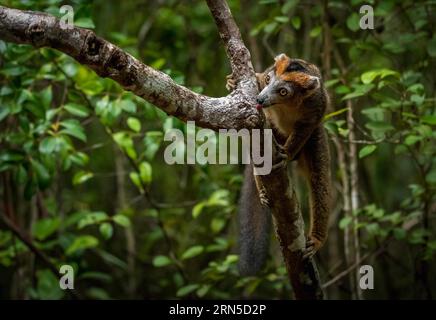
[297,127,331,259]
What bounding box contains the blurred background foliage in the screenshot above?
[0,0,435,299]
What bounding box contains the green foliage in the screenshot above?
[0,0,435,300]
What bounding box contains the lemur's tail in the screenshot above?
[238,165,272,276]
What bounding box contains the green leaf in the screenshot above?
[211,218,225,233]
[176,284,199,297]
[411,94,425,106]
[39,136,58,154]
[182,245,204,260]
[426,169,436,185]
[346,13,360,32]
[152,255,172,267]
[32,218,60,241]
[31,159,51,189]
[405,135,422,146]
[40,86,52,110]
[74,18,95,29]
[76,79,104,96]
[87,288,110,300]
[335,85,350,95]
[207,189,230,207]
[196,284,211,298]
[281,0,297,13]
[64,103,90,118]
[78,211,108,229]
[66,235,99,255]
[361,107,384,121]
[119,99,136,113]
[113,214,131,227]
[393,228,406,240]
[309,26,322,38]
[365,121,394,132]
[139,162,152,184]
[291,16,301,29]
[69,152,89,167]
[361,69,399,84]
[0,105,9,122]
[264,21,278,34]
[79,272,111,282]
[274,16,289,23]
[192,202,206,219]
[339,216,352,229]
[34,269,64,300]
[99,223,113,240]
[421,115,436,125]
[358,145,377,159]
[129,172,143,192]
[60,120,86,142]
[113,132,136,159]
[342,91,365,100]
[73,171,94,185]
[127,117,141,133]
[342,84,374,100]
[427,37,436,57]
[0,151,24,163]
[143,131,163,160]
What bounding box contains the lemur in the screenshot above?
[228,53,331,275]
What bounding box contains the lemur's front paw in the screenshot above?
[277,145,288,160]
[302,235,323,260]
[226,73,237,92]
[271,145,288,170]
[259,188,270,207]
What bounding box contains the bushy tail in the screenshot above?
[238,165,272,276]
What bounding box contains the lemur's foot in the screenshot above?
[226,73,237,92]
[302,235,323,260]
[259,188,270,207]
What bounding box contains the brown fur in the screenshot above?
[234,55,331,274]
[256,54,331,255]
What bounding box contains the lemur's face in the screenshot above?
[257,54,321,109]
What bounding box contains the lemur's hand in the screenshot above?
[271,144,288,171]
[302,235,323,260]
[258,187,270,208]
[226,73,237,92]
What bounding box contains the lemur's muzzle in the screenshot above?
[256,96,265,110]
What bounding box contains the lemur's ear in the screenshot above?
[305,76,320,91]
[274,53,289,62]
[274,54,291,75]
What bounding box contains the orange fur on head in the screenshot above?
[274,54,290,76]
[274,54,314,89]
[280,72,313,89]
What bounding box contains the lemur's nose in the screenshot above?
[256,97,264,110]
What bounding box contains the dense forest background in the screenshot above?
[0,0,435,299]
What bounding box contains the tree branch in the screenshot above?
[0,5,260,131]
[0,213,80,299]
[259,161,324,299]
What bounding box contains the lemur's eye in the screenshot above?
[279,88,288,96]
[265,75,270,84]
